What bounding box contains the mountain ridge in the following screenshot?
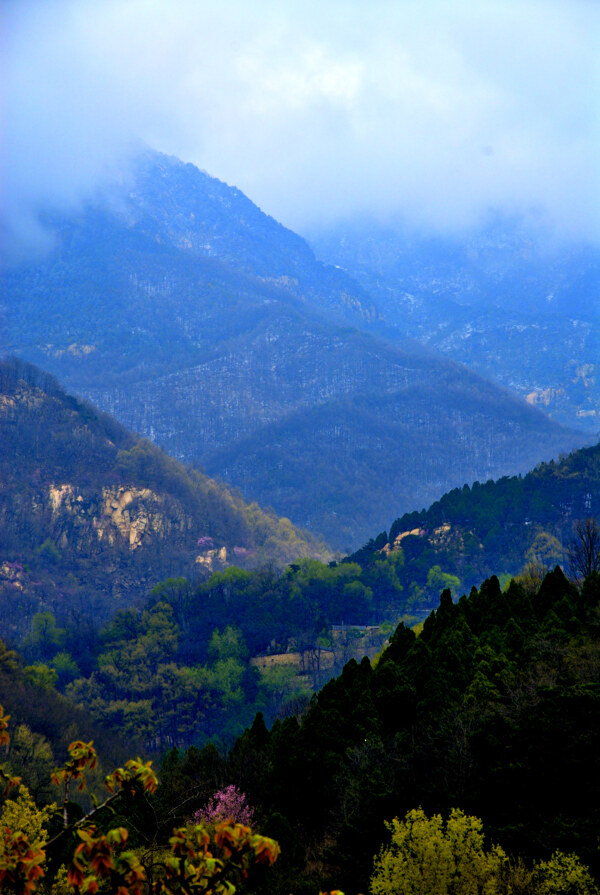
[347,437,600,604]
[308,216,600,432]
[2,149,588,546]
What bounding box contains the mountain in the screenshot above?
[201,375,586,550]
[0,358,329,643]
[308,215,600,433]
[1,150,588,547]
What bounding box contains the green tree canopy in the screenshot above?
[371,807,507,895]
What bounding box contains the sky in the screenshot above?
[3,0,600,255]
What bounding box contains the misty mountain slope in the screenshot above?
[309,217,600,432]
[0,358,329,641]
[202,379,589,549]
[1,151,587,547]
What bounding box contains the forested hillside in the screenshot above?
[4,567,597,894]
[5,378,598,751]
[163,567,600,893]
[0,640,131,801]
[2,398,599,885]
[0,358,328,642]
[2,349,598,888]
[349,439,600,598]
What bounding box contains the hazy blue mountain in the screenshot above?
[308,215,600,433]
[1,151,588,547]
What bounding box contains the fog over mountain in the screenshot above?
[3,0,599,260]
[308,213,600,433]
[2,0,598,546]
[2,151,589,548]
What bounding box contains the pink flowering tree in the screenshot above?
[194,784,256,826]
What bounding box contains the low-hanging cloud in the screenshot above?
[3,0,600,257]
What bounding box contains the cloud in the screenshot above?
[3,0,600,255]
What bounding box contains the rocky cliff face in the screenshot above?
[47,482,187,550]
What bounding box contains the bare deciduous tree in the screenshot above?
[566,518,600,581]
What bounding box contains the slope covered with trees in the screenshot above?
[0,639,131,803]
[0,358,328,643]
[14,559,396,752]
[171,567,600,893]
[3,568,599,894]
[1,371,599,890]
[6,407,599,751]
[349,439,600,600]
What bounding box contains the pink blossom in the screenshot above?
[193,784,255,826]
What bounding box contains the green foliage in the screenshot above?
[58,551,403,749]
[50,654,80,690]
[525,532,564,569]
[22,614,66,665]
[0,785,55,847]
[208,627,249,664]
[0,712,281,895]
[0,638,130,796]
[533,851,599,895]
[371,808,508,895]
[256,665,307,719]
[24,665,58,692]
[4,724,55,804]
[370,444,600,600]
[426,565,461,596]
[2,567,600,894]
[214,569,600,893]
